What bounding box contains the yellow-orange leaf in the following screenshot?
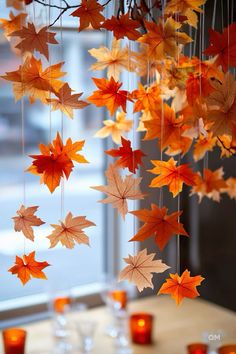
[158,269,204,305]
[91,164,145,219]
[129,204,188,250]
[12,205,45,241]
[119,249,170,292]
[47,212,95,249]
[88,39,135,81]
[94,111,133,144]
[165,0,207,28]
[130,83,161,113]
[138,18,192,60]
[191,167,227,202]
[47,83,89,118]
[193,133,216,161]
[223,177,236,200]
[149,157,197,197]
[9,251,50,285]
[0,11,27,39]
[1,55,66,103]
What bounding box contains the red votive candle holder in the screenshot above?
[110,290,127,309]
[218,345,236,354]
[53,296,71,313]
[130,313,153,345]
[187,343,208,354]
[2,328,27,354]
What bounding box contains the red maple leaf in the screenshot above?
[105,137,145,173]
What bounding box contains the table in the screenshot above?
[1,296,236,353]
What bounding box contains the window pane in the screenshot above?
[0,28,106,301]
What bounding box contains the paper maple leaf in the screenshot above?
[186,73,213,106]
[95,111,133,144]
[223,177,236,200]
[143,103,192,156]
[130,83,161,113]
[101,13,141,41]
[164,0,207,28]
[47,83,89,118]
[138,18,192,60]
[12,205,45,242]
[9,251,50,285]
[119,249,170,292]
[28,132,88,193]
[0,11,27,39]
[204,23,236,72]
[88,39,135,81]
[148,157,197,197]
[129,204,188,250]
[1,55,66,104]
[10,23,58,60]
[191,168,227,202]
[158,269,204,305]
[47,212,95,249]
[71,0,105,31]
[193,133,216,161]
[87,77,130,116]
[105,137,146,173]
[206,73,236,138]
[91,164,145,219]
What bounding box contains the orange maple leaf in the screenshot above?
[204,23,236,72]
[12,205,45,241]
[186,73,213,106]
[27,132,88,193]
[119,249,170,292]
[71,0,105,31]
[193,133,217,161]
[94,111,133,144]
[47,212,95,249]
[164,0,207,28]
[130,83,161,113]
[0,11,27,39]
[138,18,192,60]
[143,104,192,156]
[191,167,227,202]
[158,269,204,305]
[148,157,197,197]
[101,13,141,41]
[9,251,50,285]
[1,55,66,103]
[105,137,145,173]
[91,164,145,219]
[10,23,58,60]
[129,204,188,250]
[47,83,89,118]
[223,177,236,200]
[87,77,130,116]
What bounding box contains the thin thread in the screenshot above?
[212,0,217,29]
[48,0,52,142]
[60,0,65,220]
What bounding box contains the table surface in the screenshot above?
[1,296,236,354]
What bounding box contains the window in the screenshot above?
[0,6,108,310]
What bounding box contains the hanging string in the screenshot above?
[212,0,217,29]
[60,0,65,220]
[21,2,27,255]
[221,0,224,30]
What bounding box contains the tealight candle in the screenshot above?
[2,328,27,354]
[187,343,208,354]
[53,296,71,313]
[130,313,153,345]
[110,290,127,309]
[218,345,236,354]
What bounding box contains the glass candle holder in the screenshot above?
[130,313,153,345]
[187,343,208,354]
[53,296,71,314]
[2,328,27,354]
[110,290,127,310]
[218,345,236,354]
